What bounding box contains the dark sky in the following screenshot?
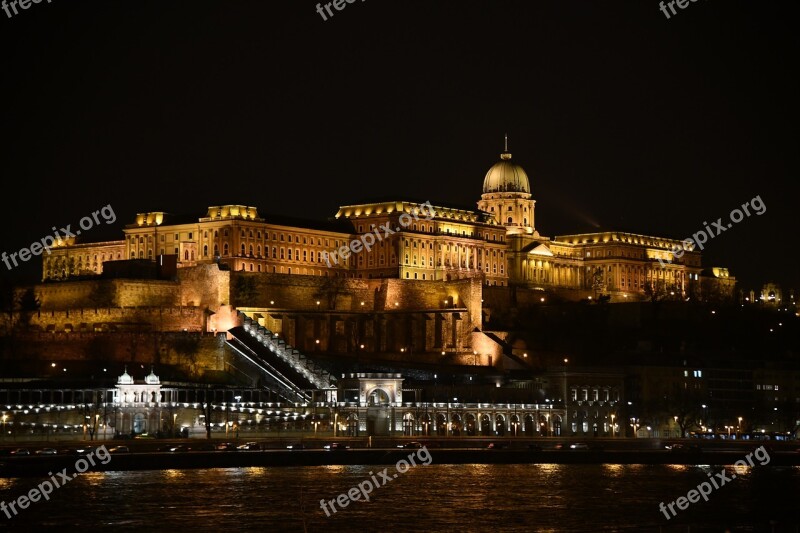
[1,0,797,292]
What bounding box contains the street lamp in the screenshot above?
[2,414,6,440]
[610,414,615,438]
[738,416,743,437]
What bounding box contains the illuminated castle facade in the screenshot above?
[41,144,733,299]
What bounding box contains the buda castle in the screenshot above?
[41,142,733,301]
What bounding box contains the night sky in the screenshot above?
[1,0,797,292]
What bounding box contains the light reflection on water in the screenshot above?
[0,463,798,531]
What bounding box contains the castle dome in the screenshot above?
[482,147,530,195]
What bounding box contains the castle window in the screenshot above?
[272,247,276,258]
[241,244,246,255]
[189,232,193,239]
[288,235,292,243]
[223,244,229,255]
[203,245,208,256]
[508,206,513,211]
[214,230,218,238]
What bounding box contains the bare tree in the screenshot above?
[315,276,349,310]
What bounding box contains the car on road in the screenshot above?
[397,441,424,449]
[134,433,155,440]
[10,448,30,455]
[109,446,130,454]
[237,442,260,450]
[486,442,508,449]
[168,445,191,452]
[323,442,350,450]
[569,443,589,450]
[216,442,237,451]
[286,442,307,450]
[35,448,58,455]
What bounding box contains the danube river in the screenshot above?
[1,463,799,531]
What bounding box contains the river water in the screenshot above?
[1,463,799,531]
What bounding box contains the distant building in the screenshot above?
[41,142,733,301]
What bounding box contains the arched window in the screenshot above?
[203,245,208,256]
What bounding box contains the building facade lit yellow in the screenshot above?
[42,145,733,300]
